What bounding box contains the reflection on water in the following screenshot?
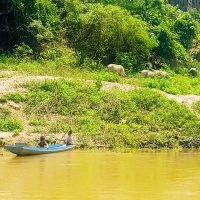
[1,150,200,200]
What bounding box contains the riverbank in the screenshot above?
[1,68,200,149]
[1,131,200,150]
[0,132,104,149]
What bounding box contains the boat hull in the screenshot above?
[4,143,75,156]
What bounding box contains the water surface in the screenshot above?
[1,150,200,200]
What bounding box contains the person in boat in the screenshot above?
[64,130,73,145]
[38,136,48,148]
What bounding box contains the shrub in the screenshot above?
[66,3,157,67]
[140,74,200,95]
[193,101,200,115]
[174,12,198,49]
[39,44,78,67]
[13,43,33,58]
[0,0,62,52]
[0,96,7,103]
[29,116,47,126]
[48,119,70,133]
[0,108,22,132]
[5,93,25,103]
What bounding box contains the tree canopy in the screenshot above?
[0,0,199,71]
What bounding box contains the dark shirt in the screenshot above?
[38,141,48,148]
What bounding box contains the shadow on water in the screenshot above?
[5,150,74,163]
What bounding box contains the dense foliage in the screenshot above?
[0,0,199,71]
[0,0,61,52]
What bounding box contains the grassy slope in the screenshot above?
[1,56,200,95]
[1,57,200,148]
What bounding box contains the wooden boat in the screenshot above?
[4,143,75,156]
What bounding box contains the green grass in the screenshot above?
[0,93,25,104]
[21,79,200,148]
[193,101,200,115]
[0,108,22,132]
[0,55,121,83]
[140,74,200,95]
[1,55,200,95]
[4,93,25,103]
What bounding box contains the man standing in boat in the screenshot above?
[64,130,73,145]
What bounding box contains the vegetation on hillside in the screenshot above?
[1,1,200,149]
[1,79,200,148]
[0,108,22,132]
[2,56,200,95]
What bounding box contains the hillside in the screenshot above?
[0,0,200,149]
[1,65,200,149]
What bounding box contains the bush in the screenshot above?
[140,74,200,95]
[0,0,62,52]
[39,43,78,67]
[4,93,25,103]
[86,0,197,68]
[193,101,200,115]
[0,108,22,132]
[48,119,70,133]
[174,12,198,49]
[13,43,33,58]
[66,3,157,67]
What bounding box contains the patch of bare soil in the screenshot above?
[165,94,200,107]
[0,75,58,95]
[1,74,200,107]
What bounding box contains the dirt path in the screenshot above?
[164,94,200,107]
[0,75,200,108]
[0,75,57,94]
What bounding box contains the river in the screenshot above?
[1,150,200,200]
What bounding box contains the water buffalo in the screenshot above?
[141,70,168,77]
[107,64,126,76]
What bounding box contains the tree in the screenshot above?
[65,3,157,68]
[174,12,198,49]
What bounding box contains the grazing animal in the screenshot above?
[153,70,168,77]
[189,68,198,77]
[141,70,168,77]
[107,64,126,76]
[141,70,154,77]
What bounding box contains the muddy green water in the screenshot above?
[1,150,200,200]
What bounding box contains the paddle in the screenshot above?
[59,132,68,142]
[58,128,72,143]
